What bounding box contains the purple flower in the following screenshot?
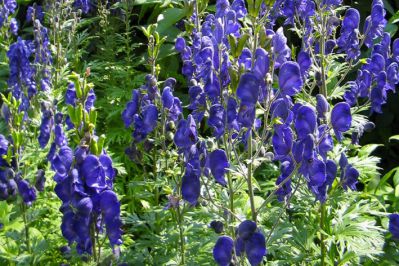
[295,105,316,139]
[389,214,399,240]
[81,155,107,189]
[298,51,311,77]
[370,71,387,113]
[316,94,329,119]
[234,221,266,265]
[181,163,201,205]
[17,179,37,205]
[213,236,234,266]
[65,82,77,106]
[100,190,123,247]
[208,149,229,186]
[133,104,158,142]
[272,125,293,158]
[208,104,225,138]
[363,0,386,48]
[9,18,18,35]
[279,61,303,96]
[245,232,267,266]
[238,220,257,240]
[272,28,291,68]
[122,89,140,128]
[38,110,53,148]
[162,87,174,109]
[237,73,260,105]
[0,135,9,155]
[35,169,46,192]
[253,48,269,80]
[232,0,247,19]
[174,115,198,149]
[85,89,96,111]
[331,102,351,141]
[337,8,360,60]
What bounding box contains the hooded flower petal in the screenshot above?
[237,73,260,105]
[208,149,229,186]
[81,155,106,189]
[238,220,257,240]
[295,105,316,139]
[279,61,303,96]
[213,236,234,266]
[245,232,267,266]
[331,102,352,141]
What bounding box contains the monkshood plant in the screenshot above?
[0,1,50,255]
[123,0,399,265]
[47,71,123,262]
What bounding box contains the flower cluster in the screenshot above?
[122,75,182,155]
[213,221,266,266]
[74,0,90,14]
[344,31,399,114]
[123,0,398,265]
[0,135,17,201]
[49,75,122,254]
[7,38,36,113]
[0,0,17,29]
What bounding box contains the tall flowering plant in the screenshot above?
[48,71,123,260]
[123,0,399,265]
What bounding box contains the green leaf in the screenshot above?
[156,8,186,35]
[389,135,399,142]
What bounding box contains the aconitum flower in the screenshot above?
[295,105,316,139]
[339,154,359,190]
[272,28,291,68]
[174,115,198,149]
[74,0,90,14]
[7,38,36,104]
[279,61,303,96]
[389,214,399,240]
[100,190,123,247]
[337,8,360,60]
[272,125,293,158]
[208,149,229,186]
[208,104,225,138]
[9,18,17,35]
[38,109,53,148]
[0,135,9,155]
[181,162,201,205]
[122,89,140,128]
[133,104,158,142]
[17,179,37,206]
[331,102,352,141]
[363,0,386,48]
[213,236,234,266]
[235,220,267,265]
[35,169,46,192]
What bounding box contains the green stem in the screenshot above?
[320,203,326,266]
[319,7,327,98]
[247,131,257,222]
[21,203,31,253]
[91,221,97,262]
[177,206,185,265]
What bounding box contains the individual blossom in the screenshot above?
[331,102,352,141]
[207,149,229,186]
[213,236,234,266]
[279,61,303,96]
